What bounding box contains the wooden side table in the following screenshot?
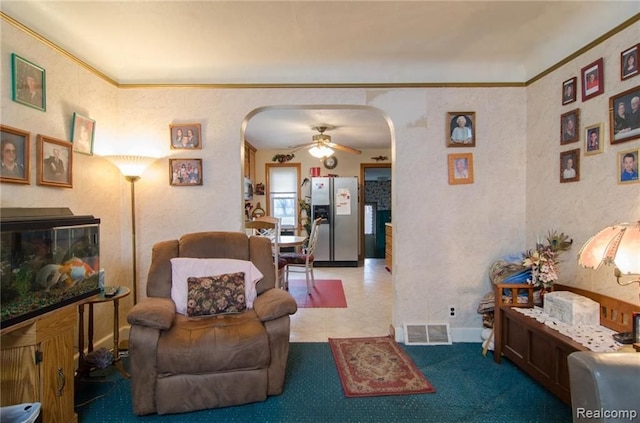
[78,287,131,378]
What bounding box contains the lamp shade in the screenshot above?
[578,221,640,276]
[308,145,334,159]
[105,155,156,177]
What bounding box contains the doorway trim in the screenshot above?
[359,162,391,261]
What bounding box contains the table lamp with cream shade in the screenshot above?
[578,221,640,286]
[578,221,640,344]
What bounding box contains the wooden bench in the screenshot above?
[493,283,637,404]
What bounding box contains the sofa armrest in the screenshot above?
[127,297,176,330]
[253,288,297,322]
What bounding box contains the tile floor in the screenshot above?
[289,258,393,342]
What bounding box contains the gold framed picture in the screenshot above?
[37,135,73,188]
[1,124,30,185]
[584,123,604,155]
[618,147,639,184]
[170,123,202,149]
[560,109,580,144]
[560,149,580,183]
[170,158,203,186]
[447,153,473,185]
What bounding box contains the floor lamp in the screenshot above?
[106,155,156,305]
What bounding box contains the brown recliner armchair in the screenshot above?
[126,232,298,415]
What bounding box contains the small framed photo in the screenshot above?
[170,123,201,149]
[610,85,640,144]
[170,158,203,186]
[11,53,46,111]
[71,112,96,155]
[560,109,580,144]
[37,135,72,188]
[584,123,604,155]
[1,124,30,184]
[562,77,577,105]
[581,58,604,102]
[618,147,639,184]
[621,44,639,80]
[447,153,474,185]
[446,112,475,147]
[560,149,580,183]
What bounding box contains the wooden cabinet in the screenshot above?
[1,306,78,423]
[244,141,256,182]
[385,223,392,272]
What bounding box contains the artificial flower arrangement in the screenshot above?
[272,154,295,163]
[522,230,573,289]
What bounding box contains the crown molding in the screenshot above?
[3,11,638,90]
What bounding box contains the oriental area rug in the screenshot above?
[329,336,436,398]
[287,279,347,308]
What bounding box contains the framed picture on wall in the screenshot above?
[581,58,604,101]
[562,77,577,105]
[37,135,73,188]
[447,153,474,185]
[446,112,475,147]
[0,124,30,185]
[560,149,580,183]
[170,158,203,186]
[71,112,96,155]
[170,123,202,149]
[11,53,46,111]
[609,85,640,144]
[618,147,639,184]
[560,109,580,144]
[621,43,639,81]
[584,123,604,155]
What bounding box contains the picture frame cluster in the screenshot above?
[446,112,475,185]
[6,50,207,188]
[559,42,639,185]
[169,123,204,186]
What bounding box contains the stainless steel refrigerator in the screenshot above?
[311,176,359,266]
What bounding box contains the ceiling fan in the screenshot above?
[289,126,362,158]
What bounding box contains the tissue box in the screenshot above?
[543,291,600,326]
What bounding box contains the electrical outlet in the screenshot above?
[448,305,456,318]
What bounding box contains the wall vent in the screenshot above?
[403,322,452,345]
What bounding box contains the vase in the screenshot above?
[539,286,553,307]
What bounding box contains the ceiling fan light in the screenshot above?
[309,145,334,159]
[313,134,331,143]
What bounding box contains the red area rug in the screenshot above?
[287,279,347,308]
[329,336,436,397]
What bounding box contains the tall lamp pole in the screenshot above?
[125,175,141,304]
[106,156,156,305]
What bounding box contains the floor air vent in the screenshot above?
[404,323,452,345]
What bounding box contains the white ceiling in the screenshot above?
[2,1,637,151]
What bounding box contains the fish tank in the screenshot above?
[1,208,101,329]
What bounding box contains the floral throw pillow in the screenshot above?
[186,272,246,317]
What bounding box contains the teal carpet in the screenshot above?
[75,342,571,422]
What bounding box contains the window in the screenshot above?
[266,164,301,229]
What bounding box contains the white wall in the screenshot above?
[0,22,127,341]
[2,18,638,346]
[526,22,640,304]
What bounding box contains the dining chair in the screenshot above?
[245,216,286,289]
[281,217,323,295]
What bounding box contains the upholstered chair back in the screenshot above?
[145,231,276,299]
